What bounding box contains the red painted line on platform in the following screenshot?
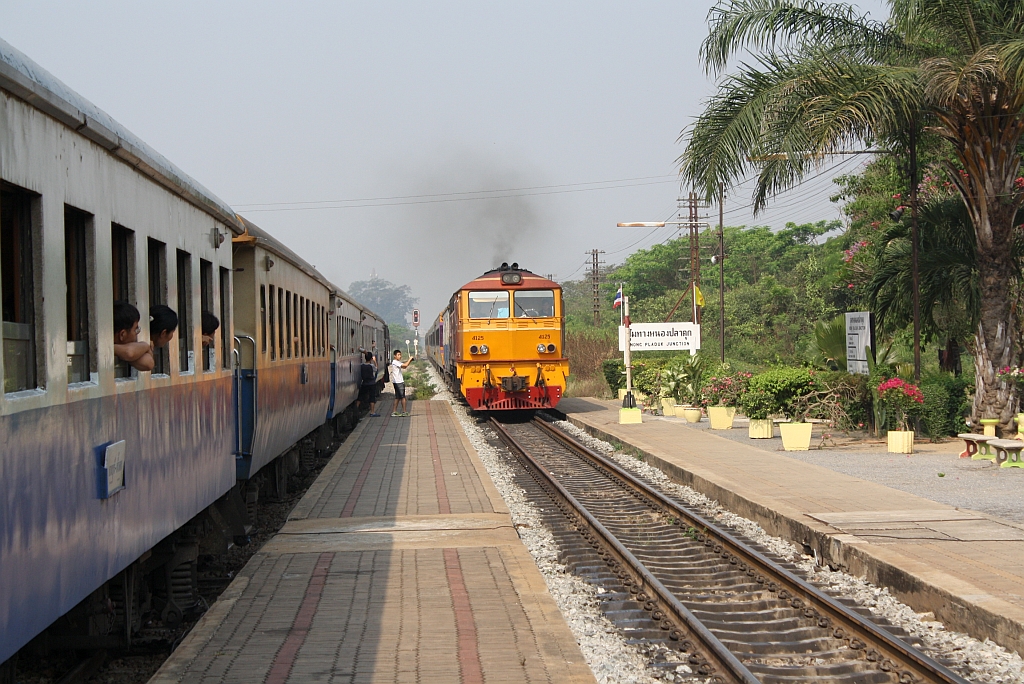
[266,552,334,684]
[340,409,393,518]
[444,548,483,684]
[425,402,451,515]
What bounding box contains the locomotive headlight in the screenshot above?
[537,343,546,353]
[479,344,489,354]
[547,344,556,353]
[470,345,479,354]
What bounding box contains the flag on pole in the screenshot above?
[612,286,623,309]
[694,285,706,307]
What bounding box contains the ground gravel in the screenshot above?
[424,367,699,683]
[554,419,1024,684]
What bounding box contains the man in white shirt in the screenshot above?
[390,349,414,416]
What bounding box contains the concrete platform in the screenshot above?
[150,399,595,684]
[560,397,1024,656]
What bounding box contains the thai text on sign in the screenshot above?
[618,322,701,352]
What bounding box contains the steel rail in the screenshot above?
[490,417,760,684]
[532,417,970,684]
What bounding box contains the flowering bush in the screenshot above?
[997,366,1024,383]
[702,371,752,407]
[877,378,924,431]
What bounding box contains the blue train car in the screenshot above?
[0,37,388,671]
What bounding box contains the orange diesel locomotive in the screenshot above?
[426,263,568,410]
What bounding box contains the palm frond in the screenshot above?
[701,0,900,75]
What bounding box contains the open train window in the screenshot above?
[299,296,306,357]
[293,293,299,358]
[259,285,267,359]
[220,267,231,369]
[278,288,285,359]
[201,259,213,371]
[148,239,169,374]
[65,206,95,384]
[513,290,555,318]
[305,299,311,357]
[112,225,136,378]
[268,285,276,360]
[285,291,292,358]
[468,291,509,319]
[2,183,41,393]
[176,250,193,374]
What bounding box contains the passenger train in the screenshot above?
[425,264,568,410]
[0,38,389,671]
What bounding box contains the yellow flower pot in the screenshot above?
[662,398,676,415]
[676,406,703,423]
[748,418,773,439]
[708,406,736,430]
[779,422,812,451]
[1016,413,1024,440]
[887,430,914,454]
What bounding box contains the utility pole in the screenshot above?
[587,249,605,326]
[718,184,726,363]
[688,193,702,325]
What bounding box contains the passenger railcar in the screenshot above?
[426,263,568,410]
[0,38,387,671]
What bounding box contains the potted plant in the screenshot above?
[878,378,924,453]
[662,354,705,422]
[704,370,752,429]
[778,406,813,451]
[739,388,775,438]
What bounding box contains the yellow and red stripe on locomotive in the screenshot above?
[426,263,568,410]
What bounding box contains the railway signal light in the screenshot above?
[412,309,420,328]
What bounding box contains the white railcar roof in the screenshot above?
[0,36,243,234]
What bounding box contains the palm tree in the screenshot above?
[681,0,1024,427]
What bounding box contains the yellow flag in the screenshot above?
[694,284,706,307]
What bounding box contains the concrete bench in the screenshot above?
[958,433,997,460]
[990,439,1024,469]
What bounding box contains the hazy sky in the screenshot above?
[4,0,889,320]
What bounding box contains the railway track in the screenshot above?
[490,415,970,684]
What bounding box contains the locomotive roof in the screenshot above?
[0,37,244,234]
[458,268,559,291]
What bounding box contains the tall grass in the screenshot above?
[565,330,617,397]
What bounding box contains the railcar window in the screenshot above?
[111,225,136,379]
[176,250,193,374]
[1,184,40,393]
[278,288,285,359]
[468,291,509,319]
[512,290,555,318]
[284,292,292,360]
[306,299,312,356]
[293,293,299,358]
[269,285,276,360]
[301,297,307,357]
[220,267,231,369]
[65,206,94,384]
[148,239,169,374]
[201,259,214,371]
[259,285,267,359]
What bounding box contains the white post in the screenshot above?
[623,296,634,408]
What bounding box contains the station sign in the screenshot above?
[618,322,701,352]
[845,311,874,375]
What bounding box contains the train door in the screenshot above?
[230,244,258,474]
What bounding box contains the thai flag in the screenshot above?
[612,286,623,309]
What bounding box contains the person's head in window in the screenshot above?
[201,311,220,347]
[150,304,178,349]
[114,301,142,345]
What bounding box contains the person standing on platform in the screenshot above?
[358,351,380,417]
[390,349,413,417]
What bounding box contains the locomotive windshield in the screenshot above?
[468,291,509,319]
[513,290,555,318]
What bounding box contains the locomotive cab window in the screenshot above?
[1,183,41,393]
[468,291,509,319]
[513,290,555,318]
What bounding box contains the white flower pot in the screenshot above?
[748,419,773,439]
[779,422,812,451]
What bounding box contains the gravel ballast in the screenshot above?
[554,419,1024,684]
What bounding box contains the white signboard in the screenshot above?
[845,312,874,375]
[618,323,701,352]
[102,440,126,498]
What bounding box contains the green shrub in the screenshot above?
[748,368,813,419]
[739,389,776,419]
[921,373,971,438]
[602,359,625,393]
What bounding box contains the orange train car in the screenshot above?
[426,263,568,410]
